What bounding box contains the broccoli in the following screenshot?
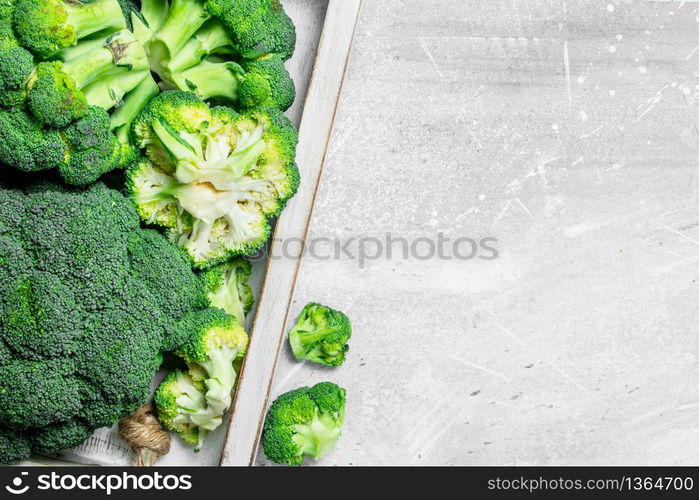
[288,303,352,367]
[155,308,248,448]
[144,0,296,111]
[205,0,296,60]
[201,258,254,326]
[127,90,299,267]
[26,29,150,128]
[0,24,33,109]
[262,382,346,466]
[0,180,230,464]
[13,0,127,58]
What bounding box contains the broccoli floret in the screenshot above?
[262,382,346,465]
[145,0,296,111]
[288,303,352,367]
[239,54,294,110]
[26,29,150,128]
[0,108,66,172]
[200,257,253,326]
[127,90,299,267]
[175,308,248,412]
[205,0,295,60]
[0,30,33,109]
[155,308,248,448]
[154,369,211,448]
[0,181,227,464]
[13,0,127,58]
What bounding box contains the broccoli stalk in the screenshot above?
[262,382,346,465]
[166,20,233,73]
[169,60,246,102]
[146,0,211,74]
[13,0,127,58]
[288,303,352,367]
[201,258,254,326]
[110,74,160,144]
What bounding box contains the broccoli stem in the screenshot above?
[167,21,232,73]
[111,75,160,142]
[82,69,150,110]
[62,31,147,89]
[148,0,211,72]
[140,0,169,32]
[291,413,343,460]
[64,0,126,39]
[171,61,242,101]
[208,272,246,327]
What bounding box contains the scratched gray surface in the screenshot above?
[256,0,699,465]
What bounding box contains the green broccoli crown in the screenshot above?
[127,91,297,267]
[262,382,346,465]
[200,257,254,326]
[288,303,352,367]
[0,39,33,105]
[26,61,88,128]
[205,0,296,60]
[239,54,294,110]
[0,107,67,172]
[13,0,127,58]
[0,181,215,464]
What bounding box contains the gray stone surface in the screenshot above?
[257,0,699,465]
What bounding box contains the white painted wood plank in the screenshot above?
[54,0,329,467]
[220,0,363,466]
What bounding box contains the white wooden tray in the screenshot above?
[43,0,361,467]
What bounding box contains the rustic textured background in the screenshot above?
[258,0,699,465]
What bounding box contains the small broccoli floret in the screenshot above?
[238,54,294,110]
[154,369,211,448]
[205,0,296,60]
[288,303,352,367]
[262,382,346,466]
[0,108,66,172]
[175,308,248,414]
[200,257,253,326]
[26,61,87,129]
[155,308,248,448]
[0,31,33,109]
[127,91,298,267]
[13,0,127,58]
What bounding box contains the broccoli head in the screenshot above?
[13,0,127,58]
[205,0,296,60]
[0,181,221,464]
[262,382,346,465]
[127,90,299,267]
[288,303,352,367]
[0,27,33,109]
[201,257,253,326]
[0,108,66,172]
